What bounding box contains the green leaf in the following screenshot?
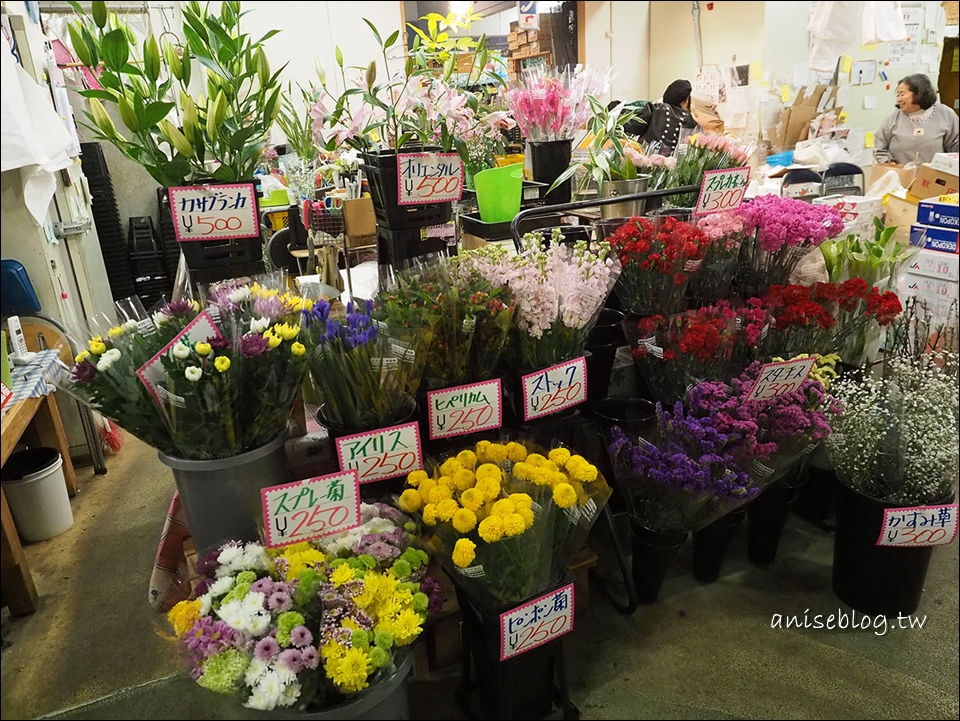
[384,29,400,48]
[100,29,130,72]
[144,101,175,126]
[212,164,238,181]
[91,1,107,29]
[68,23,94,69]
[77,89,117,101]
[363,18,383,45]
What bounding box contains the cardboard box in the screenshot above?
[867,162,918,191]
[883,191,917,244]
[908,248,960,281]
[910,222,960,254]
[930,152,959,176]
[526,40,540,54]
[898,274,958,321]
[917,197,959,230]
[814,194,884,214]
[907,163,960,204]
[343,197,376,237]
[461,232,489,251]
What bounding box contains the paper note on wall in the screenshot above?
[865,132,875,148]
[864,95,877,109]
[842,55,853,74]
[750,61,764,86]
[793,63,810,88]
[781,85,791,103]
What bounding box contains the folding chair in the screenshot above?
[822,162,865,196]
[781,168,824,202]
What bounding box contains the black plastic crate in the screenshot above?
[460,211,568,242]
[376,225,452,267]
[361,151,453,231]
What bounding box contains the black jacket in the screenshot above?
[625,102,699,155]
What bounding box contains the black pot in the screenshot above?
[589,308,628,347]
[832,484,952,617]
[692,508,747,583]
[630,520,687,603]
[747,472,805,565]
[793,465,839,526]
[528,139,573,205]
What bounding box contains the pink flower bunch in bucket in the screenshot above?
[505,65,614,142]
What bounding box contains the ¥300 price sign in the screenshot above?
[168,182,259,241]
[876,504,959,547]
[744,357,816,402]
[336,422,423,484]
[397,152,464,205]
[695,166,751,215]
[261,471,361,548]
[500,583,574,661]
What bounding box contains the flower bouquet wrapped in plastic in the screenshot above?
[687,211,751,305]
[603,214,709,317]
[665,133,754,208]
[819,218,919,290]
[734,195,844,297]
[508,230,621,370]
[166,504,442,713]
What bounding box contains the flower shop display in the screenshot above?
[601,214,709,317]
[300,298,430,435]
[819,217,917,289]
[69,1,283,188]
[166,502,441,715]
[665,133,753,209]
[733,195,844,297]
[687,211,750,305]
[826,352,958,617]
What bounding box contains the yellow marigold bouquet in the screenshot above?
[398,439,611,611]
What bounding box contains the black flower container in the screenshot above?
[691,508,747,583]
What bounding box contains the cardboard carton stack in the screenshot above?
[507,20,551,81]
[771,85,844,153]
[899,188,959,320]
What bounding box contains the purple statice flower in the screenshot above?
[71,360,97,383]
[254,635,281,661]
[290,625,313,648]
[278,648,305,673]
[268,590,293,612]
[241,332,270,358]
[300,645,320,670]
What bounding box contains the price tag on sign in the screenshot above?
[135,311,223,405]
[876,504,959,547]
[744,356,816,402]
[168,183,259,241]
[500,582,574,661]
[1,382,12,412]
[427,379,503,440]
[336,422,423,484]
[261,471,361,548]
[695,166,751,215]
[397,152,464,205]
[522,357,588,422]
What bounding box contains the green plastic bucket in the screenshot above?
[474,163,523,223]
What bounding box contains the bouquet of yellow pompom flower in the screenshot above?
[398,439,612,611]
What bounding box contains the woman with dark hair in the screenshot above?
[874,73,959,165]
[624,79,699,155]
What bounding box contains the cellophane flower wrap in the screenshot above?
[633,150,677,191]
[504,65,614,142]
[763,280,903,365]
[397,440,609,611]
[624,301,770,405]
[606,215,709,317]
[819,219,919,290]
[606,401,762,534]
[166,505,442,713]
[207,277,310,449]
[508,230,621,370]
[826,355,958,505]
[665,133,753,207]
[301,298,430,432]
[687,211,750,305]
[734,195,844,297]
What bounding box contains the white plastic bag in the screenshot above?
[866,169,907,197]
[789,247,829,286]
[862,0,906,45]
[808,1,866,71]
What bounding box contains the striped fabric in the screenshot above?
[8,349,62,404]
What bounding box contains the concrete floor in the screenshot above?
[2,425,958,720]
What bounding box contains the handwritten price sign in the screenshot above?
[261,471,361,548]
[427,379,503,440]
[876,504,959,547]
[522,357,587,422]
[136,311,223,405]
[397,152,464,205]
[744,357,816,402]
[695,166,751,215]
[169,182,259,241]
[336,422,423,484]
[500,582,574,661]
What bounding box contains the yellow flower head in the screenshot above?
[291,342,306,357]
[517,506,535,528]
[195,342,212,356]
[505,442,527,462]
[167,599,202,637]
[398,488,423,514]
[475,475,501,502]
[107,325,125,338]
[452,538,477,568]
[478,515,504,543]
[278,546,326,579]
[526,453,547,467]
[263,330,282,349]
[509,493,533,510]
[456,449,478,470]
[428,484,454,505]
[440,457,463,477]
[214,356,231,372]
[512,461,534,482]
[552,482,578,509]
[567,456,598,483]
[418,477,438,505]
[273,323,300,341]
[475,463,502,482]
[330,563,355,587]
[435,498,460,522]
[475,440,491,459]
[88,338,107,355]
[484,443,509,464]
[548,447,572,468]
[452,468,475,491]
[452,507,478,534]
[406,469,429,488]
[328,646,372,694]
[529,466,552,487]
[459,487,485,512]
[502,513,526,537]
[437,474,456,490]
[550,471,569,488]
[422,503,438,527]
[75,350,91,364]
[491,498,517,517]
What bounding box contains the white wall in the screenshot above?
[582,1,651,103]
[471,6,519,36]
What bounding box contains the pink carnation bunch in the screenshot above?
[735,195,844,252]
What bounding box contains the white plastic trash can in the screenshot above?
[1,447,74,542]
